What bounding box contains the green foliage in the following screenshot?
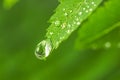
[46,0,102,49]
[76,0,120,50]
[3,0,19,10]
[35,0,103,60]
[0,0,120,80]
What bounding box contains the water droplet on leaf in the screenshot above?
[78,12,82,16]
[89,8,93,11]
[61,23,66,29]
[35,39,52,60]
[69,10,73,13]
[76,22,81,25]
[50,32,53,35]
[63,8,66,11]
[87,6,90,8]
[105,42,111,48]
[85,10,89,13]
[83,8,86,11]
[91,2,95,4]
[64,12,68,16]
[55,20,60,26]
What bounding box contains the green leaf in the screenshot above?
[35,0,103,60]
[73,49,120,80]
[76,0,120,50]
[89,23,120,50]
[47,0,102,49]
[3,0,19,10]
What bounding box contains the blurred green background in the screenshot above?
[0,0,120,80]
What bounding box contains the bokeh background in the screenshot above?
[0,0,120,80]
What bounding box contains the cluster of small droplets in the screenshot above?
[63,8,68,16]
[61,22,66,29]
[85,2,95,13]
[49,1,98,47]
[60,1,97,31]
[104,42,120,49]
[92,41,120,50]
[71,1,97,28]
[91,2,97,6]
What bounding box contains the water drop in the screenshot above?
[64,12,68,16]
[55,20,60,26]
[87,6,90,8]
[68,24,71,27]
[76,18,79,21]
[91,2,95,4]
[73,21,76,24]
[61,23,66,29]
[78,12,82,16]
[85,10,89,13]
[50,32,53,35]
[76,22,81,25]
[91,2,96,6]
[35,39,52,60]
[83,8,86,11]
[60,37,63,40]
[67,30,70,33]
[70,10,73,13]
[89,8,93,12]
[94,4,97,7]
[105,42,111,48]
[63,8,66,11]
[56,42,59,47]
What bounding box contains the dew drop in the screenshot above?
[76,22,81,25]
[35,39,52,60]
[76,18,79,21]
[63,8,66,11]
[50,32,53,35]
[91,2,95,4]
[105,42,111,48]
[68,24,71,27]
[70,10,73,13]
[73,21,76,25]
[83,8,86,11]
[94,4,97,7]
[78,12,82,15]
[61,23,66,29]
[85,10,89,13]
[60,37,63,40]
[67,30,70,33]
[91,2,96,6]
[64,12,68,16]
[56,42,59,47]
[54,20,60,26]
[89,8,93,12]
[87,6,90,8]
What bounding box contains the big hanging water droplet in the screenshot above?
[35,39,52,60]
